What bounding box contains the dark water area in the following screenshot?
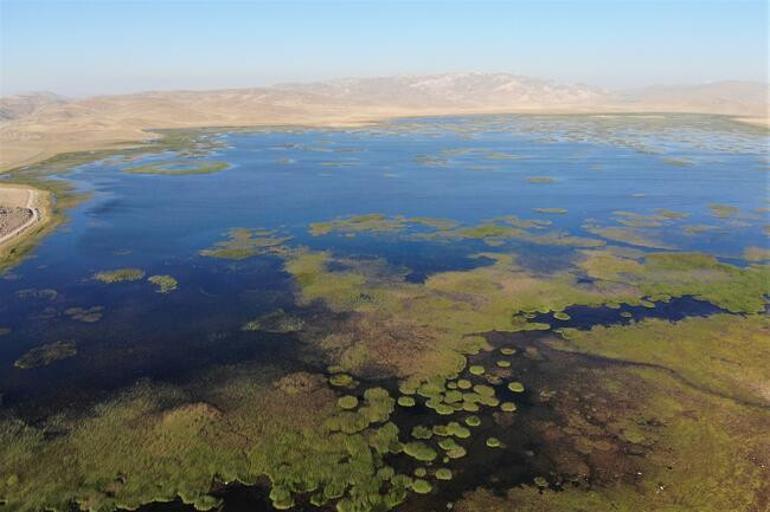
[531,296,726,330]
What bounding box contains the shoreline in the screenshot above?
[0,183,54,273]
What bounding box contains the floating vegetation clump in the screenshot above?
[14,340,77,369]
[507,382,525,393]
[15,288,58,300]
[148,274,178,293]
[398,396,416,407]
[486,437,502,448]
[534,207,568,214]
[64,306,104,323]
[199,228,291,260]
[411,478,432,494]
[93,268,146,283]
[241,309,305,333]
[403,442,438,462]
[527,176,557,184]
[329,373,357,388]
[123,160,230,175]
[553,311,571,321]
[708,203,739,218]
[434,468,453,480]
[337,395,359,410]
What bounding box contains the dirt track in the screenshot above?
[0,185,43,248]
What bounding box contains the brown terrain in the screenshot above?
[0,184,46,250]
[1,73,767,173]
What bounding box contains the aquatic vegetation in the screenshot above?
[499,347,515,356]
[555,314,770,406]
[199,228,290,260]
[411,426,433,440]
[533,208,567,214]
[15,288,58,300]
[435,468,453,480]
[64,306,104,323]
[93,268,146,283]
[582,222,671,249]
[465,415,481,427]
[496,360,511,368]
[500,402,517,412]
[468,365,485,376]
[329,373,357,388]
[397,396,416,407]
[579,249,770,313]
[123,161,230,175]
[553,311,571,321]
[411,478,432,494]
[403,442,438,462]
[507,382,525,393]
[526,176,557,184]
[14,340,76,369]
[485,437,502,448]
[337,395,359,410]
[148,274,178,293]
[708,203,739,218]
[743,246,770,262]
[241,309,304,333]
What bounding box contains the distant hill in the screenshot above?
[616,81,769,117]
[0,92,67,121]
[1,73,767,172]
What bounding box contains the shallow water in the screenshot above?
[0,114,767,509]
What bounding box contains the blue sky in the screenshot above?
[1,0,767,96]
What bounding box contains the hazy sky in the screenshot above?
[1,0,767,97]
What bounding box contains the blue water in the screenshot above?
[0,114,767,412]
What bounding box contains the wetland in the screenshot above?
[0,113,768,511]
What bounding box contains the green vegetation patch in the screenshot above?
[123,160,230,175]
[554,314,770,406]
[14,340,76,369]
[526,176,557,184]
[148,274,178,293]
[241,309,305,333]
[93,268,145,283]
[200,228,290,260]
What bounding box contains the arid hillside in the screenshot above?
[1,73,767,172]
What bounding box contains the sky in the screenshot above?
[0,0,767,97]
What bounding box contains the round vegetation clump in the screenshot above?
[337,395,359,410]
[403,442,438,462]
[507,381,525,393]
[411,479,433,495]
[496,360,511,368]
[456,379,472,390]
[500,347,516,356]
[438,438,467,459]
[148,274,178,294]
[413,467,427,478]
[500,402,517,412]
[640,299,656,308]
[329,373,356,388]
[486,437,502,448]
[435,468,453,481]
[411,425,433,440]
[553,311,571,321]
[397,396,416,407]
[465,415,481,427]
[469,365,485,376]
